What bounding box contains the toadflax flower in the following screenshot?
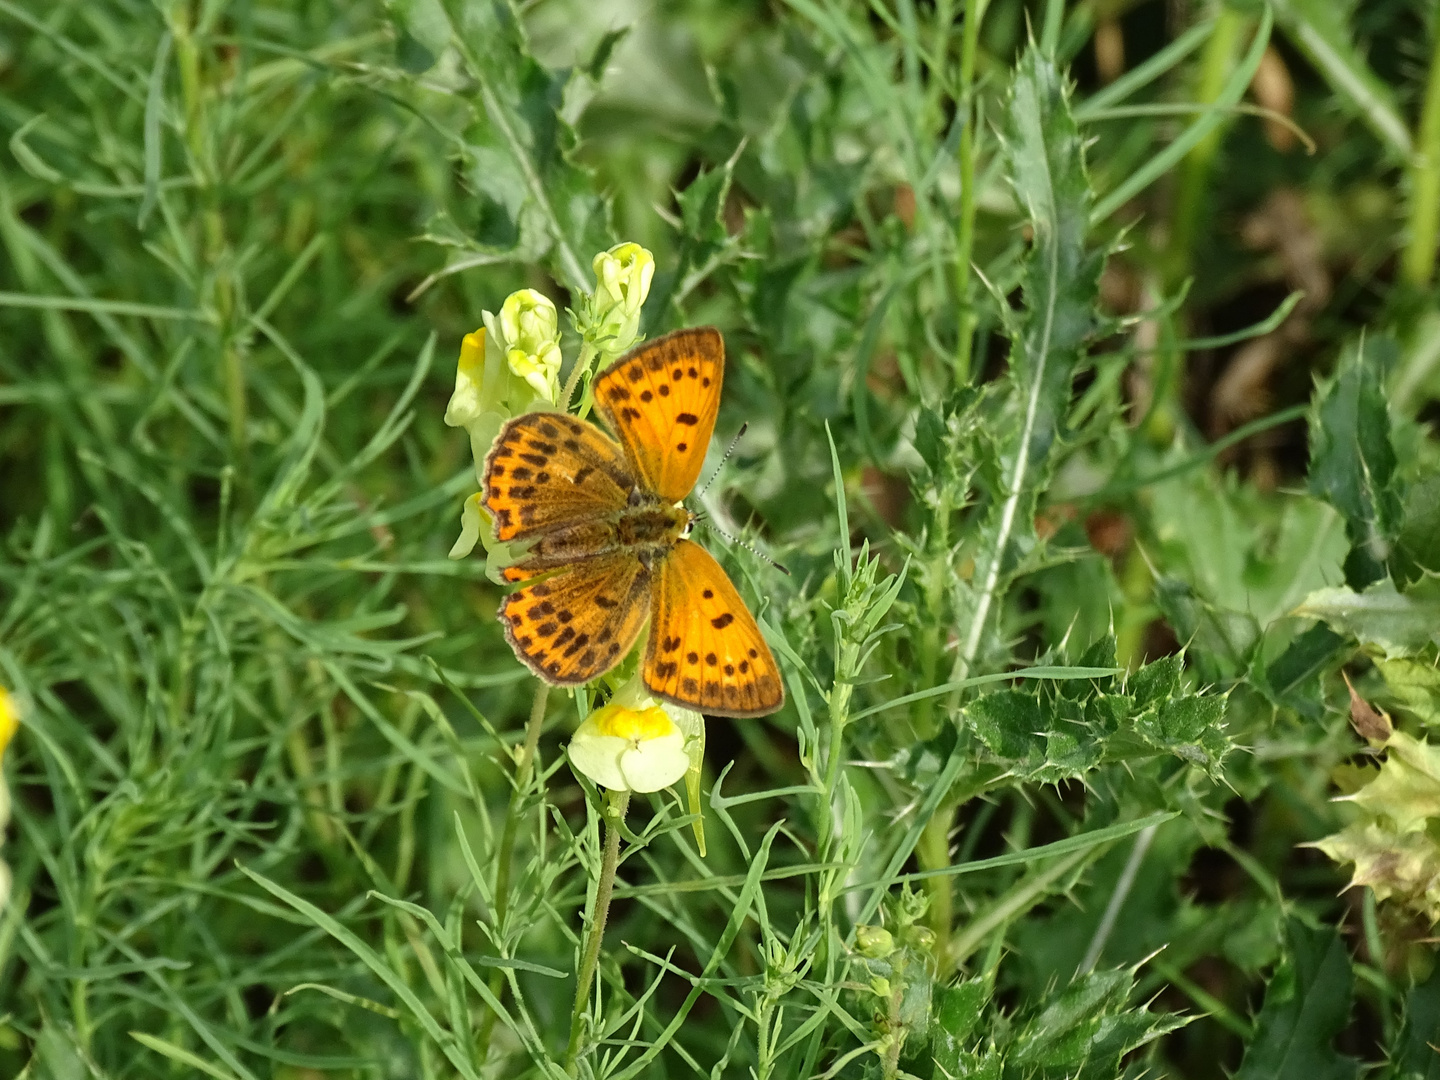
[0,686,19,914]
[569,673,701,794]
[445,289,564,565]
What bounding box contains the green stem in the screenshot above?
[917,802,955,968]
[475,681,549,1061]
[1402,24,1440,286]
[1167,8,1247,287]
[565,788,631,1074]
[497,682,549,926]
[815,636,859,980]
[560,341,597,414]
[953,0,982,385]
[1114,536,1154,671]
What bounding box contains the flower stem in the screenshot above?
[475,681,549,1061]
[1402,25,1440,286]
[565,788,630,1074]
[953,0,983,385]
[560,341,597,413]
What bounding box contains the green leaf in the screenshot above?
[388,0,453,63]
[443,0,608,291]
[927,980,989,1073]
[969,689,1047,766]
[1395,965,1440,1080]
[1308,337,1405,587]
[1261,623,1346,718]
[958,45,1103,670]
[965,652,1229,782]
[1399,472,1440,577]
[1002,49,1102,495]
[1129,653,1183,709]
[1234,921,1358,1080]
[1295,577,1440,659]
[1006,966,1188,1078]
[643,153,739,331]
[1135,693,1229,770]
[1379,654,1440,726]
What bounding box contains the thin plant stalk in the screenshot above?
[918,803,955,964]
[814,655,855,980]
[476,681,550,1060]
[560,341,597,413]
[1402,23,1440,286]
[1167,7,1248,287]
[565,787,631,1074]
[953,0,983,385]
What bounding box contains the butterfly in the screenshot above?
[481,327,784,718]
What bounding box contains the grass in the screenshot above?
[2,0,1440,1077]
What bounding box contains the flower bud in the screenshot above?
[497,289,562,402]
[855,924,895,959]
[594,243,653,321]
[449,492,487,560]
[580,242,655,357]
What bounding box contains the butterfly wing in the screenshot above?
[592,327,723,503]
[483,412,635,542]
[644,539,784,717]
[500,552,652,686]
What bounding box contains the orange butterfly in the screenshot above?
[481,327,784,718]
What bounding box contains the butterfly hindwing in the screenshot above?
[484,412,635,542]
[644,539,784,717]
[592,327,723,503]
[500,552,652,686]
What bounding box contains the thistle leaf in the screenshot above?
[1234,921,1358,1080]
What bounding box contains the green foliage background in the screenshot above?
[2,0,1440,1077]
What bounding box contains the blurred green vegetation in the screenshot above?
[1,0,1439,1077]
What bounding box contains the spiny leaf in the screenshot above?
[1234,920,1358,1080]
[1295,577,1440,659]
[957,44,1103,670]
[1307,336,1404,588]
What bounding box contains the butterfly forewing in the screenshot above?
[593,327,723,503]
[645,540,784,717]
[500,553,652,685]
[484,412,634,542]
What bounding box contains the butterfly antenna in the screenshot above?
[698,422,748,497]
[696,516,791,576]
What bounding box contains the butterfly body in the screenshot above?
[481,328,783,717]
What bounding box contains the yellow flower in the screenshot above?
[443,329,490,430]
[569,700,688,793]
[0,687,17,763]
[443,317,556,575]
[0,686,17,914]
